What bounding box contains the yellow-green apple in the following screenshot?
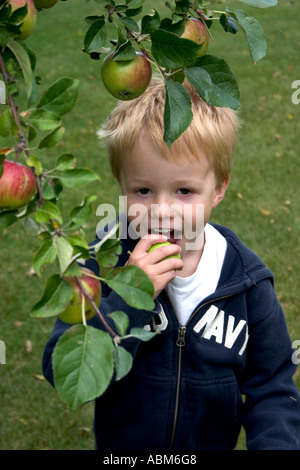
[33,0,58,8]
[0,160,36,210]
[58,269,101,324]
[101,51,152,101]
[147,242,181,261]
[8,0,37,40]
[180,18,209,56]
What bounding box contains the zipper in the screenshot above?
[168,293,234,449]
[169,325,186,448]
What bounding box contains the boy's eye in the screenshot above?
[137,188,151,195]
[177,188,191,195]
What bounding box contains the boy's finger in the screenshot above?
[147,243,182,265]
[136,234,169,253]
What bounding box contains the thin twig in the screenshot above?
[75,277,119,341]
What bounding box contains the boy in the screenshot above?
[43,78,300,450]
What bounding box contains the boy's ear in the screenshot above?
[212,177,230,208]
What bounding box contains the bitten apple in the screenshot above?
[8,0,37,40]
[101,51,152,101]
[58,270,101,324]
[180,18,209,57]
[147,242,181,261]
[0,160,36,210]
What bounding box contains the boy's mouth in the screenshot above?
[149,228,181,245]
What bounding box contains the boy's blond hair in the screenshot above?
[98,77,240,185]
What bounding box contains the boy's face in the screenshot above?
[119,134,228,258]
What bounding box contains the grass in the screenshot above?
[0,0,299,450]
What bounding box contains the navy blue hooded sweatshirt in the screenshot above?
[42,222,300,450]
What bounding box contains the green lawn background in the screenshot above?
[0,0,299,450]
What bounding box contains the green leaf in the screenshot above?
[104,265,155,311]
[163,79,193,147]
[127,0,144,9]
[68,195,96,231]
[69,199,93,230]
[34,200,63,224]
[237,0,278,7]
[57,168,100,188]
[41,178,63,200]
[31,274,73,318]
[52,325,114,409]
[55,153,76,170]
[125,5,143,17]
[8,4,28,23]
[141,9,160,34]
[118,16,139,32]
[184,55,240,109]
[26,155,43,176]
[29,108,62,131]
[53,235,74,274]
[84,18,106,53]
[219,14,239,34]
[67,234,89,251]
[151,29,203,69]
[33,239,57,277]
[62,261,83,278]
[23,216,41,235]
[0,211,18,230]
[113,40,136,61]
[6,38,32,99]
[233,10,267,63]
[108,311,129,336]
[95,237,122,267]
[113,345,133,381]
[129,327,159,342]
[38,125,65,149]
[38,77,79,116]
[0,109,12,136]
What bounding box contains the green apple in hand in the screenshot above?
[147,242,181,261]
[58,269,101,324]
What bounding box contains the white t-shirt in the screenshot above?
[165,224,227,325]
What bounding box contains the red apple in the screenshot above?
[8,0,37,40]
[33,0,58,9]
[58,269,101,324]
[180,18,209,57]
[101,51,152,101]
[0,160,36,210]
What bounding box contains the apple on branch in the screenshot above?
[0,159,36,210]
[8,0,37,40]
[181,18,209,57]
[58,269,101,324]
[101,51,152,101]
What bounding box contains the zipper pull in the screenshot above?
[176,326,186,347]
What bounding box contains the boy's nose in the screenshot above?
[150,201,175,225]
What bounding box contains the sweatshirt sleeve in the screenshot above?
[240,279,300,450]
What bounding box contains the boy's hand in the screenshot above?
[127,235,183,299]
